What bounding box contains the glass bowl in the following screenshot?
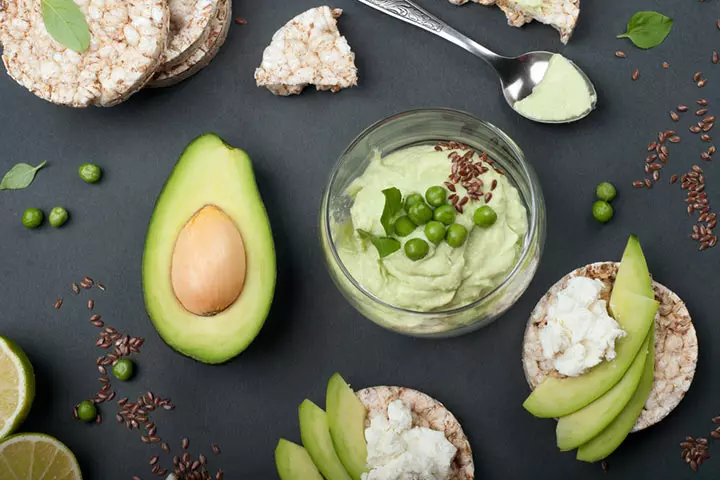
[320,109,546,338]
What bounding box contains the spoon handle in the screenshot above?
[355,0,502,67]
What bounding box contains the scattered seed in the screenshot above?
[662,61,670,69]
[97,283,105,292]
[670,111,680,121]
[698,99,709,106]
[697,108,709,116]
[211,444,221,455]
[87,299,94,310]
[182,438,189,450]
[698,79,708,88]
[669,135,681,143]
[54,298,63,310]
[671,175,679,184]
[72,283,80,295]
[615,51,626,58]
[694,72,703,82]
[632,68,640,81]
[601,460,609,473]
[633,181,645,188]
[713,51,719,65]
[678,105,689,112]
[235,16,247,25]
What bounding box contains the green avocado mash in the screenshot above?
[335,145,528,311]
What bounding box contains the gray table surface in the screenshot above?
[1,0,719,478]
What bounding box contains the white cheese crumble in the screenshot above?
[539,277,626,377]
[362,400,457,480]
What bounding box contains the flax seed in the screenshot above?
[615,51,626,58]
[632,68,639,81]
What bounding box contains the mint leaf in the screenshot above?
[0,161,47,190]
[380,187,402,236]
[617,11,673,50]
[357,229,401,258]
[42,0,91,53]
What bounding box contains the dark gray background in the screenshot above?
[1,0,719,478]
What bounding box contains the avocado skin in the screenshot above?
[142,133,276,364]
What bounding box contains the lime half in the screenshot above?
[0,433,82,479]
[0,336,35,439]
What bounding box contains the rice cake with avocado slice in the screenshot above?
[576,328,656,463]
[523,280,657,418]
[523,262,698,431]
[556,332,650,451]
[275,439,324,480]
[355,386,475,479]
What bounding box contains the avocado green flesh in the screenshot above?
[299,400,352,480]
[556,334,650,451]
[611,236,654,314]
[275,439,324,480]
[577,328,656,463]
[523,290,657,418]
[326,374,368,480]
[142,133,276,364]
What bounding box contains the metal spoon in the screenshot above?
[355,0,597,123]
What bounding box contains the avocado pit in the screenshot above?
[171,205,247,316]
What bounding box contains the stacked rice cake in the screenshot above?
[0,0,233,107]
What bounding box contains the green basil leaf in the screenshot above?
[617,11,673,49]
[380,187,402,236]
[357,229,401,258]
[41,0,91,53]
[0,161,47,190]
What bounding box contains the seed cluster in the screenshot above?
[682,165,718,250]
[434,141,503,214]
[633,95,717,251]
[132,437,224,480]
[681,437,710,472]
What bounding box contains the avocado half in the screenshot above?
[142,133,276,364]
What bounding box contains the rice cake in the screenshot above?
[254,6,358,96]
[0,0,170,107]
[149,0,231,88]
[356,386,475,479]
[447,0,580,45]
[160,0,218,69]
[522,262,698,432]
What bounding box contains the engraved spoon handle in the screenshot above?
[355,0,503,68]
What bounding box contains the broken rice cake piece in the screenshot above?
[448,0,580,45]
[254,6,358,96]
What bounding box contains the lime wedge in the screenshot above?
[0,433,81,479]
[0,336,35,439]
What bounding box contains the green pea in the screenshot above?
[404,193,425,212]
[76,400,97,422]
[22,208,43,229]
[596,182,616,202]
[404,238,429,261]
[425,186,447,208]
[473,206,497,228]
[112,359,135,381]
[424,221,446,245]
[446,224,468,248]
[408,202,433,225]
[48,207,68,228]
[592,201,613,223]
[393,216,416,237]
[433,204,456,225]
[78,163,102,184]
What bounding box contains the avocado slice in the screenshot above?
[142,134,276,364]
[611,235,654,310]
[523,289,658,418]
[326,374,368,480]
[299,400,352,480]
[577,327,656,462]
[556,333,650,451]
[275,439,323,480]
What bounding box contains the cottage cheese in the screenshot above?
[362,400,457,480]
[538,277,626,377]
